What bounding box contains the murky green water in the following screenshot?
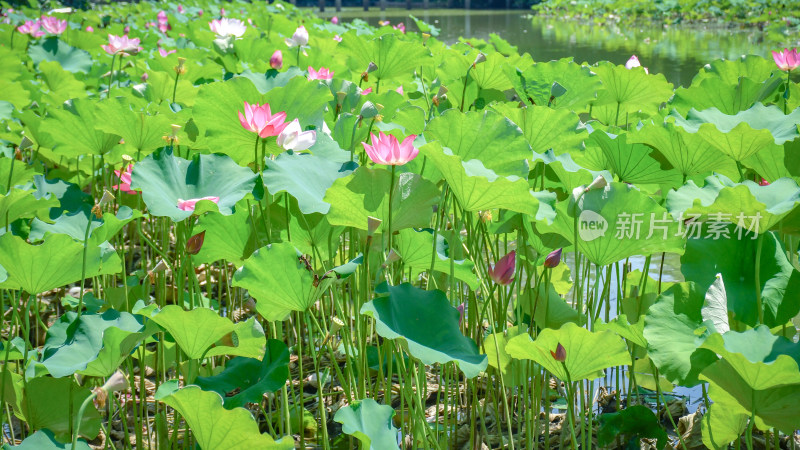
[324,8,779,86]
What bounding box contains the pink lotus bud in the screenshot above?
[550,343,566,362]
[178,5,185,13]
[488,250,515,286]
[544,248,562,268]
[141,72,148,81]
[270,49,283,69]
[456,303,466,325]
[331,16,339,24]
[86,26,94,32]
[772,48,800,72]
[186,231,206,255]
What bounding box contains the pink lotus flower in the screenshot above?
[177,196,220,212]
[17,20,46,37]
[40,16,67,35]
[157,10,168,23]
[550,343,566,362]
[102,34,142,55]
[772,48,799,72]
[333,35,342,42]
[178,5,185,13]
[209,18,246,38]
[759,178,771,186]
[86,25,94,32]
[394,22,405,33]
[141,73,149,81]
[219,7,226,16]
[488,250,516,286]
[158,47,176,57]
[198,10,204,16]
[625,55,649,74]
[362,131,418,165]
[158,22,169,33]
[331,16,339,24]
[270,50,283,69]
[379,20,390,26]
[396,85,403,95]
[308,66,334,81]
[360,87,373,95]
[544,248,562,268]
[113,165,137,194]
[285,25,308,48]
[238,101,289,138]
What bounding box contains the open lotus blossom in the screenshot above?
[270,50,283,69]
[550,343,566,362]
[113,165,137,194]
[360,87,372,95]
[394,22,405,33]
[238,101,288,138]
[396,85,403,95]
[158,47,176,57]
[333,35,342,42]
[102,34,142,55]
[772,48,799,72]
[488,250,516,285]
[177,196,220,212]
[285,25,308,47]
[40,16,67,35]
[308,66,334,80]
[209,18,246,38]
[625,54,649,74]
[277,119,317,151]
[331,16,339,24]
[362,131,419,165]
[17,20,46,37]
[177,4,185,13]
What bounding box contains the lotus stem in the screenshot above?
[107,53,116,99]
[755,233,764,325]
[72,391,97,449]
[387,165,396,255]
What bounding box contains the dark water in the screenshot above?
[325,8,782,86]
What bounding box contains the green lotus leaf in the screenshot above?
[232,242,316,322]
[37,310,144,378]
[28,37,92,74]
[4,429,91,450]
[150,306,238,359]
[666,174,800,233]
[471,52,512,91]
[691,55,776,87]
[594,314,647,348]
[81,320,161,377]
[642,282,719,386]
[340,32,432,82]
[333,398,400,450]
[195,339,289,409]
[592,62,674,126]
[0,233,121,294]
[536,182,686,266]
[670,104,800,161]
[532,150,610,193]
[205,317,267,359]
[628,120,737,180]
[130,148,258,222]
[28,175,92,219]
[419,142,539,215]
[0,78,30,110]
[395,228,478,290]
[509,58,601,111]
[21,377,101,441]
[361,283,487,378]
[517,281,584,330]
[193,207,260,268]
[743,138,800,185]
[671,75,782,116]
[587,130,682,187]
[0,158,39,195]
[423,109,531,178]
[37,60,87,106]
[505,322,630,382]
[492,103,588,156]
[94,97,175,154]
[597,405,668,449]
[484,325,529,386]
[699,384,750,450]
[274,198,344,262]
[30,206,141,244]
[0,188,59,227]
[42,98,121,158]
[263,150,357,215]
[154,382,293,449]
[324,166,440,234]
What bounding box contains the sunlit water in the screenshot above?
[323,8,787,86]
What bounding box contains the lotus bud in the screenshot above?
[456,303,466,325]
[98,189,115,207]
[550,342,566,362]
[472,52,486,67]
[141,72,149,82]
[544,248,562,268]
[174,57,187,75]
[185,230,206,255]
[101,370,129,393]
[488,250,516,286]
[153,259,169,273]
[367,216,382,237]
[269,50,282,70]
[586,175,607,192]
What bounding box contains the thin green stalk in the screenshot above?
[107,53,117,99]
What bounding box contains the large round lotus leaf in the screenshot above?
[680,229,800,327]
[628,120,737,180]
[536,182,686,266]
[0,233,121,295]
[205,317,267,359]
[423,109,531,178]
[0,188,59,226]
[484,325,530,387]
[505,322,630,382]
[594,314,647,348]
[42,98,121,157]
[262,150,357,215]
[586,130,682,187]
[196,339,289,409]
[333,398,400,450]
[36,60,88,106]
[6,429,92,450]
[597,405,668,449]
[130,148,258,222]
[666,173,800,233]
[324,166,440,234]
[81,320,161,377]
[21,377,101,442]
[395,228,477,290]
[37,310,144,378]
[28,175,92,219]
[94,97,174,154]
[154,382,293,449]
[642,282,718,386]
[28,37,92,74]
[532,150,611,193]
[360,283,487,378]
[699,384,750,450]
[743,138,800,186]
[151,306,242,360]
[691,55,776,87]
[671,75,783,116]
[591,62,674,126]
[492,103,588,156]
[193,207,262,268]
[419,142,539,215]
[516,282,584,330]
[339,32,432,82]
[510,58,601,112]
[30,205,141,244]
[232,242,316,322]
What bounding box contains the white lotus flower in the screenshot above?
[277,119,316,151]
[209,18,246,38]
[284,25,308,48]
